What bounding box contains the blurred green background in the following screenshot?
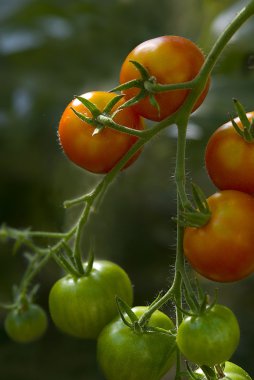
[0,0,254,379]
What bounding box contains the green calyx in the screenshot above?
[110,60,161,116]
[231,99,254,142]
[116,298,175,338]
[71,94,143,137]
[176,183,211,228]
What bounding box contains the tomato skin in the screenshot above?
[48,260,133,339]
[176,304,240,367]
[97,306,176,380]
[183,190,254,282]
[58,91,144,174]
[194,361,252,380]
[205,112,254,194]
[120,36,210,121]
[4,304,48,343]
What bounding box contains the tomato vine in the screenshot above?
[1,1,254,379]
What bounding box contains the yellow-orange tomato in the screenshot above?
[120,36,210,121]
[58,91,144,174]
[184,190,254,282]
[205,112,254,194]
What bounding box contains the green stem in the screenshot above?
[19,250,52,298]
[97,114,147,138]
[178,0,254,116]
[144,79,196,93]
[73,203,91,275]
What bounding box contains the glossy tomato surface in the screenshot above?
[97,306,176,380]
[49,260,133,339]
[205,112,254,194]
[120,36,210,121]
[194,361,252,380]
[58,91,144,173]
[176,304,240,367]
[4,303,48,343]
[183,190,254,282]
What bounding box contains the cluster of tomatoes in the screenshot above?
[184,111,254,283]
[3,35,253,380]
[177,107,254,379]
[57,35,209,174]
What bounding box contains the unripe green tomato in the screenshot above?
[49,260,133,339]
[194,361,252,380]
[176,304,240,366]
[97,306,176,380]
[4,303,48,343]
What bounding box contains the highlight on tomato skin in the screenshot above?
[205,112,254,194]
[183,190,254,283]
[58,91,145,174]
[119,35,210,122]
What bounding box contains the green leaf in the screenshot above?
[149,94,161,117]
[75,96,101,117]
[191,183,210,214]
[109,79,143,93]
[200,365,217,380]
[129,60,150,80]
[118,89,147,110]
[103,94,124,114]
[71,107,95,126]
[92,125,105,136]
[233,98,250,128]
[116,296,138,327]
[84,247,94,276]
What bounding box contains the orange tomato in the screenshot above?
[205,112,254,194]
[120,36,210,121]
[184,190,254,282]
[58,91,144,174]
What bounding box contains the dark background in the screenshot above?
[0,0,254,379]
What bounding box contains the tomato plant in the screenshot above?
[119,35,210,121]
[49,260,133,339]
[176,304,240,367]
[1,2,254,379]
[97,306,176,380]
[4,303,48,343]
[193,361,252,380]
[183,190,254,282]
[58,91,144,174]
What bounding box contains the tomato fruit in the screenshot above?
[58,91,144,174]
[48,260,133,339]
[176,304,240,367]
[4,303,48,343]
[205,112,254,194]
[193,361,252,380]
[97,306,176,380]
[120,36,210,121]
[183,190,254,282]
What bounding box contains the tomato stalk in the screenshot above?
[1,3,254,379]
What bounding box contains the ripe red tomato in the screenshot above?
[120,36,210,121]
[205,112,254,194]
[176,304,240,366]
[49,260,133,339]
[183,190,254,282]
[58,91,144,174]
[4,303,48,343]
[97,306,176,380]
